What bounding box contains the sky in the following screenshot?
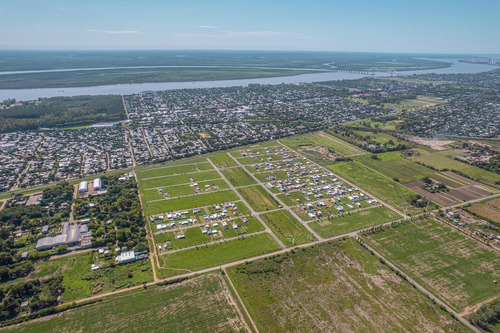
[1,0,499,54]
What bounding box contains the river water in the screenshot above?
[0,59,497,101]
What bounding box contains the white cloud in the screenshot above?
[173,31,303,38]
[197,25,218,29]
[87,29,140,34]
[225,31,302,37]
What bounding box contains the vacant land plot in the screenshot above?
[7,274,247,333]
[137,162,213,179]
[145,190,239,215]
[327,161,423,215]
[237,185,279,212]
[365,218,500,312]
[354,152,435,183]
[309,206,401,238]
[280,132,361,156]
[209,152,238,167]
[411,152,500,188]
[260,210,316,246]
[221,167,256,187]
[28,252,153,302]
[227,238,467,333]
[143,179,229,201]
[157,233,280,278]
[140,170,221,190]
[467,200,500,224]
[382,95,445,111]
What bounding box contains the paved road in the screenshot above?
[357,238,481,333]
[227,152,324,241]
[207,158,286,249]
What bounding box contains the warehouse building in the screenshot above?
[116,250,136,264]
[93,178,102,191]
[79,181,89,193]
[36,223,92,251]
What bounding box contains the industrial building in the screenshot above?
[79,181,89,193]
[93,178,102,191]
[36,222,91,251]
[116,250,136,264]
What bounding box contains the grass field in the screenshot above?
[410,151,500,188]
[6,274,247,333]
[220,167,257,187]
[137,162,213,180]
[139,170,221,190]
[227,238,467,332]
[309,206,401,238]
[157,232,280,278]
[142,179,230,201]
[280,132,361,156]
[145,190,239,215]
[26,253,153,302]
[237,185,280,212]
[364,218,500,312]
[381,95,445,111]
[353,151,435,183]
[208,152,239,167]
[327,161,423,215]
[260,210,316,246]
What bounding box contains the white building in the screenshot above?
[116,250,136,264]
[79,181,89,193]
[93,178,102,191]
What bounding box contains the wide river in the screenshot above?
[0,59,497,101]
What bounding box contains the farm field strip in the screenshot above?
[317,131,367,155]
[411,152,500,188]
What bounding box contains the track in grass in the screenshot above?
[227,238,468,333]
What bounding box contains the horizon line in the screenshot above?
[0,48,498,57]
